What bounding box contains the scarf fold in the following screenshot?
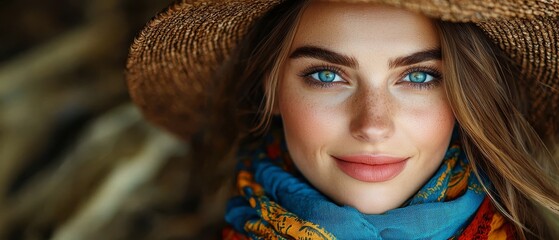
[224,126,514,239]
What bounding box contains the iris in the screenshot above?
[317,71,336,82]
[408,72,428,83]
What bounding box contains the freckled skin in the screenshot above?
[277,2,455,214]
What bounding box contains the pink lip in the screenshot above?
[334,155,408,182]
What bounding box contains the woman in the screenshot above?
[126,0,559,239]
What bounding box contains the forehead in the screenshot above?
[292,1,439,54]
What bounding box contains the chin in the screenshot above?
[352,203,395,215]
[338,194,405,215]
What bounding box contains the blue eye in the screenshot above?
[403,71,435,83]
[309,70,342,83]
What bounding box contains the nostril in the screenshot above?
[349,86,395,143]
[350,113,394,143]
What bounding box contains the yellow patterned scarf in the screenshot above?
[224,127,514,239]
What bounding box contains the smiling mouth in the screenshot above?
[333,156,408,182]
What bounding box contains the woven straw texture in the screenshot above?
[126,0,559,141]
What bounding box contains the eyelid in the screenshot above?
[397,65,443,90]
[297,63,443,89]
[298,64,349,89]
[399,66,442,81]
[300,64,346,78]
[299,64,350,84]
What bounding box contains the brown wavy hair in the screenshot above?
[222,0,559,238]
[436,21,559,239]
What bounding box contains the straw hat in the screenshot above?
[126,0,558,142]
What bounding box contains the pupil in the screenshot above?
[410,72,426,83]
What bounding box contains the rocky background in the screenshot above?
[0,0,227,239]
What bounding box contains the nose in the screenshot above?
[349,86,394,143]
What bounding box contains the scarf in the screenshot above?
[223,125,515,239]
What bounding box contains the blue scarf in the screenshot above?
[225,126,486,239]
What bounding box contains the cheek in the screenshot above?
[279,90,319,145]
[279,89,312,141]
[277,81,341,161]
[400,94,455,154]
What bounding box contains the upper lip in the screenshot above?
[334,154,408,165]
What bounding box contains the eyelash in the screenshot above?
[298,65,443,90]
[400,66,442,90]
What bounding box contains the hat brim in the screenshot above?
[126,0,558,141]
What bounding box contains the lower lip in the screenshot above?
[334,158,408,182]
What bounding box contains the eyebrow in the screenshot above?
[289,45,358,68]
[388,48,441,68]
[289,45,441,69]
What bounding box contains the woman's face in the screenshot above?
[277,1,455,214]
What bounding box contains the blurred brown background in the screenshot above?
[0,0,227,239]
